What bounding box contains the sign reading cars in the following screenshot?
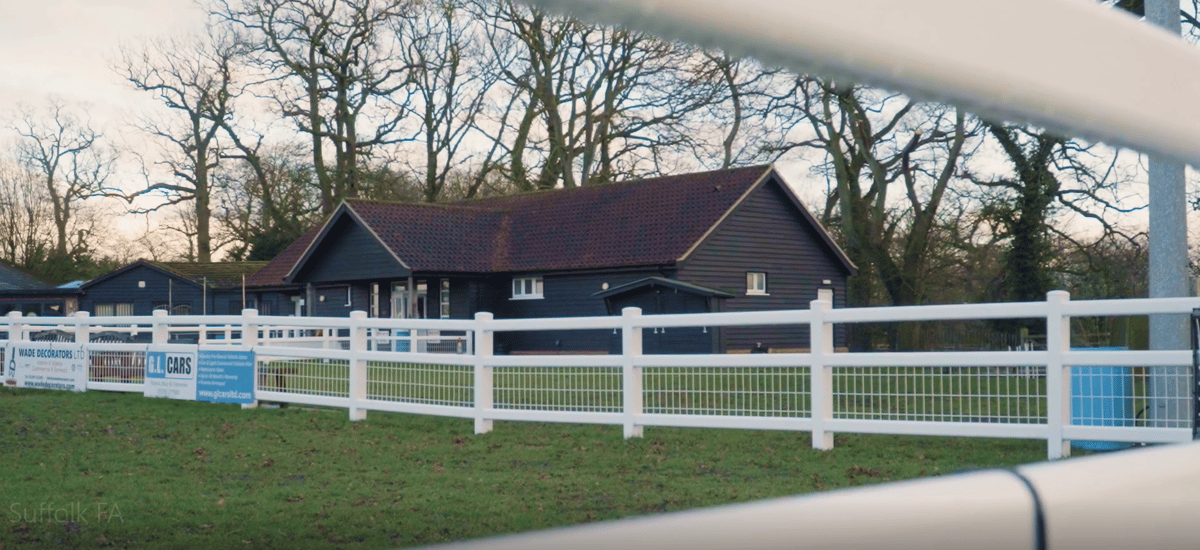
[145,346,256,404]
[145,348,198,400]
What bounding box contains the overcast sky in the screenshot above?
[0,1,206,252]
[1,0,206,137]
[0,0,1168,256]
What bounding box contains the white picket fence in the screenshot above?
[2,290,1196,459]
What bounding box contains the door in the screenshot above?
[607,288,713,354]
[391,281,429,351]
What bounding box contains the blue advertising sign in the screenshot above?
[197,349,255,404]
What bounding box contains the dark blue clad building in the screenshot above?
[244,165,857,354]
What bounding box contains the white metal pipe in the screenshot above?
[1020,442,1200,549]
[421,470,1038,550]
[421,442,1200,550]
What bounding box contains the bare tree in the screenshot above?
[767,80,975,349]
[964,124,1141,314]
[395,0,503,202]
[477,1,704,189]
[116,28,245,263]
[213,0,416,214]
[776,81,974,308]
[213,140,322,260]
[678,52,784,170]
[8,98,116,258]
[0,156,55,268]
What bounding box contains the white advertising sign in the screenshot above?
[144,346,199,400]
[4,343,87,392]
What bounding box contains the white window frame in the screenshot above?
[511,276,544,300]
[440,280,451,318]
[746,272,768,296]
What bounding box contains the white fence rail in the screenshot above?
[418,440,1200,550]
[2,290,1196,459]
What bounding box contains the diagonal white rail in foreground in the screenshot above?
[416,441,1200,550]
[521,0,1200,168]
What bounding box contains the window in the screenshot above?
[96,303,134,316]
[440,280,451,318]
[512,276,544,299]
[746,272,768,295]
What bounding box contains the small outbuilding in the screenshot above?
[0,261,79,317]
[79,260,269,317]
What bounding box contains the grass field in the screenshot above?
[1,387,1054,549]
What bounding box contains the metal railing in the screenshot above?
[2,290,1196,459]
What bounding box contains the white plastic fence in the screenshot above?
[2,290,1196,459]
[418,440,1200,550]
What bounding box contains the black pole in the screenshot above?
[1191,309,1200,440]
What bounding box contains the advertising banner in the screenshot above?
[144,347,199,400]
[4,343,87,392]
[197,349,255,404]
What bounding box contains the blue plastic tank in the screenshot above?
[1070,347,1134,451]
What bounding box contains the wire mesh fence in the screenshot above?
[494,366,623,413]
[831,366,1048,424]
[367,361,472,406]
[88,350,145,384]
[642,366,811,417]
[1070,365,1193,429]
[256,356,349,397]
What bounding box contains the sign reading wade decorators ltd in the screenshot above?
[3,344,88,392]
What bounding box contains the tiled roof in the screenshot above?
[0,261,51,291]
[456,165,769,272]
[150,261,270,289]
[252,165,784,284]
[244,225,324,287]
[346,202,509,272]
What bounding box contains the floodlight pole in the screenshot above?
[1146,0,1191,427]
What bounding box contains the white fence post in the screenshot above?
[348,311,368,421]
[152,309,169,345]
[622,307,644,439]
[474,312,494,434]
[1046,291,1072,459]
[73,311,91,344]
[7,310,26,342]
[241,309,260,348]
[810,290,835,450]
[241,309,260,410]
